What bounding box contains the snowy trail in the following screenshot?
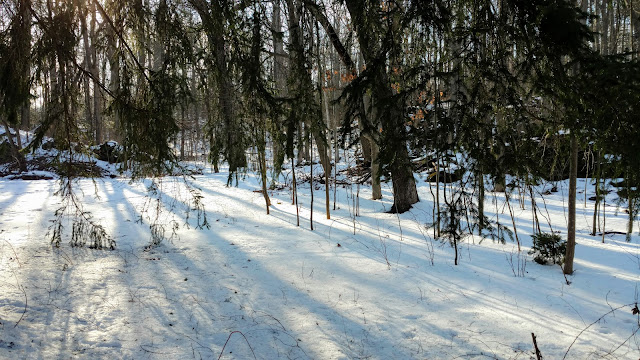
[0,171,639,359]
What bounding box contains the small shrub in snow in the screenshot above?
[528,233,566,265]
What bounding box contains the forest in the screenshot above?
[1,0,640,358]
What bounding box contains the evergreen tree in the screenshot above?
[188,0,247,181]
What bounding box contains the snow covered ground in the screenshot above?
[0,162,638,359]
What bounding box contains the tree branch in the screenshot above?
[305,1,356,73]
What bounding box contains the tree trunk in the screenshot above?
[529,183,541,235]
[135,0,146,86]
[90,1,102,144]
[20,102,30,135]
[390,146,419,213]
[292,157,300,226]
[310,132,314,230]
[180,108,186,160]
[505,190,521,252]
[189,0,244,174]
[309,124,331,186]
[632,0,639,58]
[362,89,381,200]
[107,23,121,141]
[626,165,635,242]
[361,134,372,164]
[494,175,506,192]
[191,64,200,159]
[322,93,331,219]
[601,0,610,55]
[314,0,417,211]
[591,150,601,236]
[435,154,441,237]
[297,122,304,164]
[47,54,58,137]
[271,0,286,175]
[564,134,578,275]
[627,191,634,242]
[478,172,485,235]
[611,2,619,54]
[216,21,243,173]
[369,135,382,200]
[2,119,27,172]
[369,60,418,213]
[20,0,32,134]
[81,7,93,138]
[258,127,271,214]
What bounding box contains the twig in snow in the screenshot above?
[535,187,555,233]
[217,331,257,360]
[531,332,543,360]
[140,344,166,354]
[559,296,585,326]
[251,310,287,332]
[409,211,435,265]
[12,272,27,328]
[559,264,571,285]
[2,239,21,267]
[562,303,636,359]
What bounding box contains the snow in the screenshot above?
[0,163,638,359]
